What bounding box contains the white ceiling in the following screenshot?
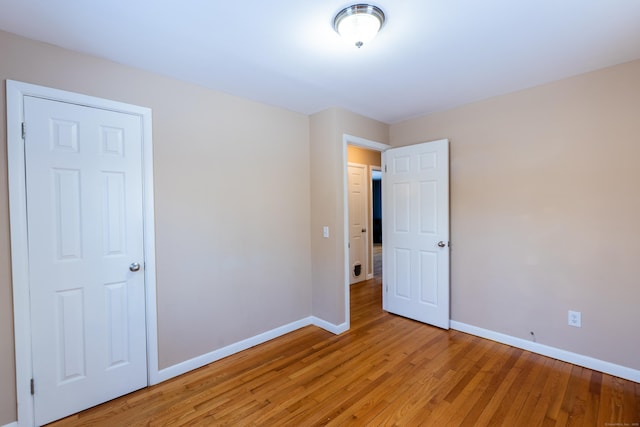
[1,1,640,123]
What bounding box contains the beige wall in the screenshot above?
[0,30,312,425]
[347,145,382,168]
[309,109,388,324]
[0,34,16,421]
[390,59,640,370]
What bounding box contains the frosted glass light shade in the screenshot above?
[333,4,385,48]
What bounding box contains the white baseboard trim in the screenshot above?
[153,317,315,384]
[152,316,348,385]
[311,316,349,335]
[450,321,640,383]
[1,421,18,427]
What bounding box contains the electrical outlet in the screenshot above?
[568,310,581,328]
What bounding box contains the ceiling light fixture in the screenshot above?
[333,4,385,48]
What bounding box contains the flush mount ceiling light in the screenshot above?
[333,4,385,48]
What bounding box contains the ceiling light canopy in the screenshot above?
[333,4,385,48]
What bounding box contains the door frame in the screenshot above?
[342,134,391,329]
[6,80,159,426]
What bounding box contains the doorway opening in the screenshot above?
[343,135,451,332]
[371,167,382,279]
[342,134,391,329]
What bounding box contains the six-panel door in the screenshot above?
[382,140,450,329]
[24,96,147,425]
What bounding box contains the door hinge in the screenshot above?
[385,285,388,292]
[384,165,387,173]
[30,378,34,395]
[21,122,26,139]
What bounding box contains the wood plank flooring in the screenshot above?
[49,276,639,426]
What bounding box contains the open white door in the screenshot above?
[347,163,368,284]
[382,139,450,329]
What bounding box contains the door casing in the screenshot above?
[6,80,159,426]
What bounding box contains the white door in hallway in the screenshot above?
[348,163,368,284]
[382,139,450,329]
[24,96,148,425]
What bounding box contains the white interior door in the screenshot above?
[382,139,450,329]
[24,96,148,425]
[348,163,368,284]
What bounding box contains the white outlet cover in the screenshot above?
[568,310,582,327]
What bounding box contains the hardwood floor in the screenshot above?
[49,276,639,426]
